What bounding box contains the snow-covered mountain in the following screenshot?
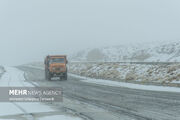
[70,40,180,62]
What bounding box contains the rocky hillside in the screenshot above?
[70,41,180,62]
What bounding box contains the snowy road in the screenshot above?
[17,65,180,120]
[0,67,83,120]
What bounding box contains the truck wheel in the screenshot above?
[47,74,51,81]
[45,72,48,80]
[60,73,67,80]
[64,73,67,80]
[64,76,67,80]
[46,71,51,81]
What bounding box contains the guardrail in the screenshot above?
[70,61,180,65]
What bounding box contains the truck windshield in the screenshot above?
[49,58,65,63]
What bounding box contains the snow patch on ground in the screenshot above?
[0,67,55,116]
[0,103,23,116]
[0,119,14,120]
[0,66,34,87]
[23,64,44,70]
[15,103,55,114]
[38,115,83,120]
[70,74,180,93]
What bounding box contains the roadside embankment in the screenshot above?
[68,62,180,87]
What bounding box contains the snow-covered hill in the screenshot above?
[70,40,180,62]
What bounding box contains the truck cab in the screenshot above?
[44,55,68,80]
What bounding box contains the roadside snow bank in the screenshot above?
[0,66,56,117]
[70,74,180,93]
[0,66,33,87]
[69,63,180,86]
[38,115,82,120]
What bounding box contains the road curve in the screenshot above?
[18,66,180,120]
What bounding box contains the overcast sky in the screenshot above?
[0,0,180,65]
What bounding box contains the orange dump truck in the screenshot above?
[44,55,68,80]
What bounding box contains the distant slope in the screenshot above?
[70,41,180,62]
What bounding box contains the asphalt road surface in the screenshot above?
[18,65,180,120]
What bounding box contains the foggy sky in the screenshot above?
[0,0,180,65]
